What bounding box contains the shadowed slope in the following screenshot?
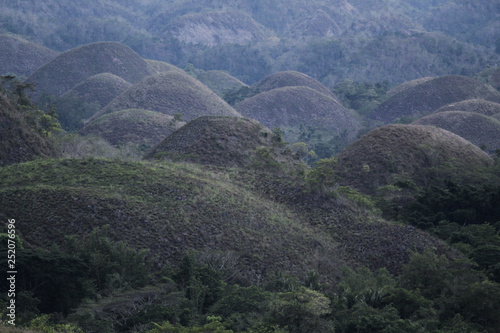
[25,42,154,98]
[413,111,500,153]
[80,109,184,148]
[0,33,58,77]
[145,116,297,169]
[435,99,500,116]
[90,71,241,123]
[235,86,360,141]
[197,70,248,96]
[334,124,493,195]
[368,76,500,123]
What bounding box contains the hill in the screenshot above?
[435,99,500,117]
[196,70,248,96]
[0,158,451,283]
[252,71,338,100]
[25,42,154,99]
[80,109,184,149]
[145,59,184,75]
[413,111,500,154]
[90,71,241,123]
[151,10,269,47]
[0,33,58,77]
[368,76,500,123]
[334,124,493,195]
[235,86,361,143]
[386,77,435,97]
[145,116,297,170]
[0,90,54,166]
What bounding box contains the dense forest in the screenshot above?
[1,0,500,332]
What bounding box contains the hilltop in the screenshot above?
[334,124,493,195]
[145,116,298,170]
[25,42,154,98]
[0,33,58,77]
[90,71,241,123]
[197,70,248,97]
[235,86,360,143]
[368,76,500,123]
[435,99,500,117]
[413,111,500,154]
[80,109,184,149]
[252,71,338,100]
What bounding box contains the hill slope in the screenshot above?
[80,109,183,148]
[435,99,500,117]
[368,76,500,123]
[413,111,500,154]
[25,42,154,98]
[334,124,493,195]
[197,70,248,96]
[90,71,241,123]
[0,33,58,77]
[145,116,297,170]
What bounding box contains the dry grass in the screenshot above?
[235,86,361,142]
[80,109,184,148]
[25,41,154,98]
[386,77,435,97]
[413,111,500,153]
[369,75,500,123]
[0,33,58,77]
[145,59,184,75]
[252,71,338,100]
[434,98,500,116]
[89,71,241,123]
[197,70,248,96]
[334,124,493,194]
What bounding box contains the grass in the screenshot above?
[435,98,500,116]
[197,70,248,97]
[88,71,241,123]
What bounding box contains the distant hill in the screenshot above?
[197,70,248,96]
[151,10,269,47]
[435,99,500,117]
[145,59,184,75]
[252,71,338,101]
[386,77,435,97]
[291,9,341,38]
[25,42,154,98]
[90,71,241,123]
[368,76,500,124]
[145,116,298,170]
[235,86,360,142]
[334,124,493,195]
[80,109,183,148]
[0,90,53,166]
[0,33,58,77]
[413,111,500,154]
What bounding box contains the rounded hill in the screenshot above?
[0,34,58,77]
[25,42,154,98]
[413,111,500,153]
[197,70,248,96]
[235,86,360,142]
[252,71,337,100]
[145,116,296,169]
[334,124,493,194]
[368,76,500,124]
[80,109,184,148]
[435,99,500,116]
[145,59,184,75]
[90,71,241,123]
[386,77,435,97]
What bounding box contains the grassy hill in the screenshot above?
[25,42,154,98]
[145,116,299,170]
[435,99,500,117]
[90,71,241,123]
[235,86,361,143]
[368,76,500,124]
[145,59,184,75]
[386,77,435,97]
[197,70,248,97]
[80,109,184,149]
[334,124,493,195]
[252,71,338,100]
[413,111,500,154]
[0,90,54,166]
[0,33,58,77]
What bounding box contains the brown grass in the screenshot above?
[369,75,500,123]
[89,71,241,123]
[197,70,248,96]
[435,98,500,116]
[334,124,493,194]
[386,77,435,96]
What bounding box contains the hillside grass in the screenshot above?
[435,98,500,116]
